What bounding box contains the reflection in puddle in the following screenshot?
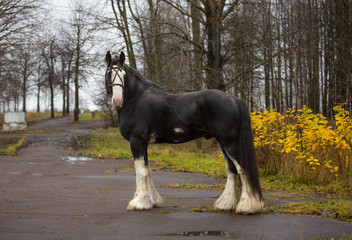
[62,156,94,164]
[166,231,237,238]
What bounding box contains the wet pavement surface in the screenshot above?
[0,116,351,239]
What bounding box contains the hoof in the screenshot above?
[235,193,264,214]
[127,195,154,211]
[151,192,163,207]
[127,192,163,211]
[213,193,238,211]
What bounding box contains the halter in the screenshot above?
[107,65,125,89]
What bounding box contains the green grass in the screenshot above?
[79,113,106,121]
[0,137,21,155]
[74,130,352,222]
[74,131,226,178]
[266,199,352,223]
[160,183,224,190]
[73,130,351,195]
[73,132,132,159]
[261,175,352,197]
[148,147,226,179]
[0,136,27,156]
[312,237,352,240]
[0,130,62,134]
[26,111,64,122]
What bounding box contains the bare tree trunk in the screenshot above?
[22,68,27,113]
[21,50,33,113]
[191,0,202,90]
[50,79,54,118]
[335,0,350,105]
[50,41,55,118]
[36,65,41,113]
[127,0,152,78]
[263,1,271,109]
[276,0,283,112]
[66,54,72,115]
[204,0,225,90]
[307,0,320,113]
[42,39,56,118]
[74,32,80,122]
[111,0,137,68]
[62,59,66,116]
[147,0,162,84]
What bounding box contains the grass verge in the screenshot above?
[79,113,106,121]
[73,130,352,222]
[266,199,352,223]
[73,131,351,194]
[74,131,226,178]
[0,130,62,134]
[0,136,27,156]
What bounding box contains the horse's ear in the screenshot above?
[105,51,112,66]
[119,51,125,67]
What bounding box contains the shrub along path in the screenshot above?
[0,116,351,239]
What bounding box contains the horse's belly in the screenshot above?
[152,126,209,144]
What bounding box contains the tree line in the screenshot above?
[0,0,99,121]
[111,0,351,117]
[1,0,351,120]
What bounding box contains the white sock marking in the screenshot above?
[222,150,264,214]
[127,159,163,210]
[214,162,239,210]
[231,159,264,214]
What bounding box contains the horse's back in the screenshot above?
[167,89,241,141]
[120,88,243,144]
[169,89,239,115]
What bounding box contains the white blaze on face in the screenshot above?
[111,65,126,108]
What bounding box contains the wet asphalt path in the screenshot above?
[0,116,351,239]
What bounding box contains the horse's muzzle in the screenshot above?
[112,97,123,108]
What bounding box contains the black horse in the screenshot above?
[105,51,263,213]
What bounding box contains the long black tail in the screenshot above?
[235,99,263,200]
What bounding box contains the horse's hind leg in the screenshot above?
[222,146,264,214]
[214,148,240,211]
[127,138,163,211]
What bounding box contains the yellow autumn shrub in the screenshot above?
[251,104,352,182]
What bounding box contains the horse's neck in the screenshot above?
[123,74,148,102]
[125,71,167,102]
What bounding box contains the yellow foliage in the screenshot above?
[251,104,352,181]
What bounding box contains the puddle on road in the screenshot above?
[62,156,94,164]
[165,231,237,238]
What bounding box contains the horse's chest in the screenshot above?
[118,123,129,141]
[117,114,134,140]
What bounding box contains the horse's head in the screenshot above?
[105,51,126,108]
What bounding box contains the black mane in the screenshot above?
[125,65,167,95]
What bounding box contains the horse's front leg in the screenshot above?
[127,138,163,210]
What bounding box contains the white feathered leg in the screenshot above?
[231,159,264,214]
[214,162,239,211]
[127,159,163,210]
